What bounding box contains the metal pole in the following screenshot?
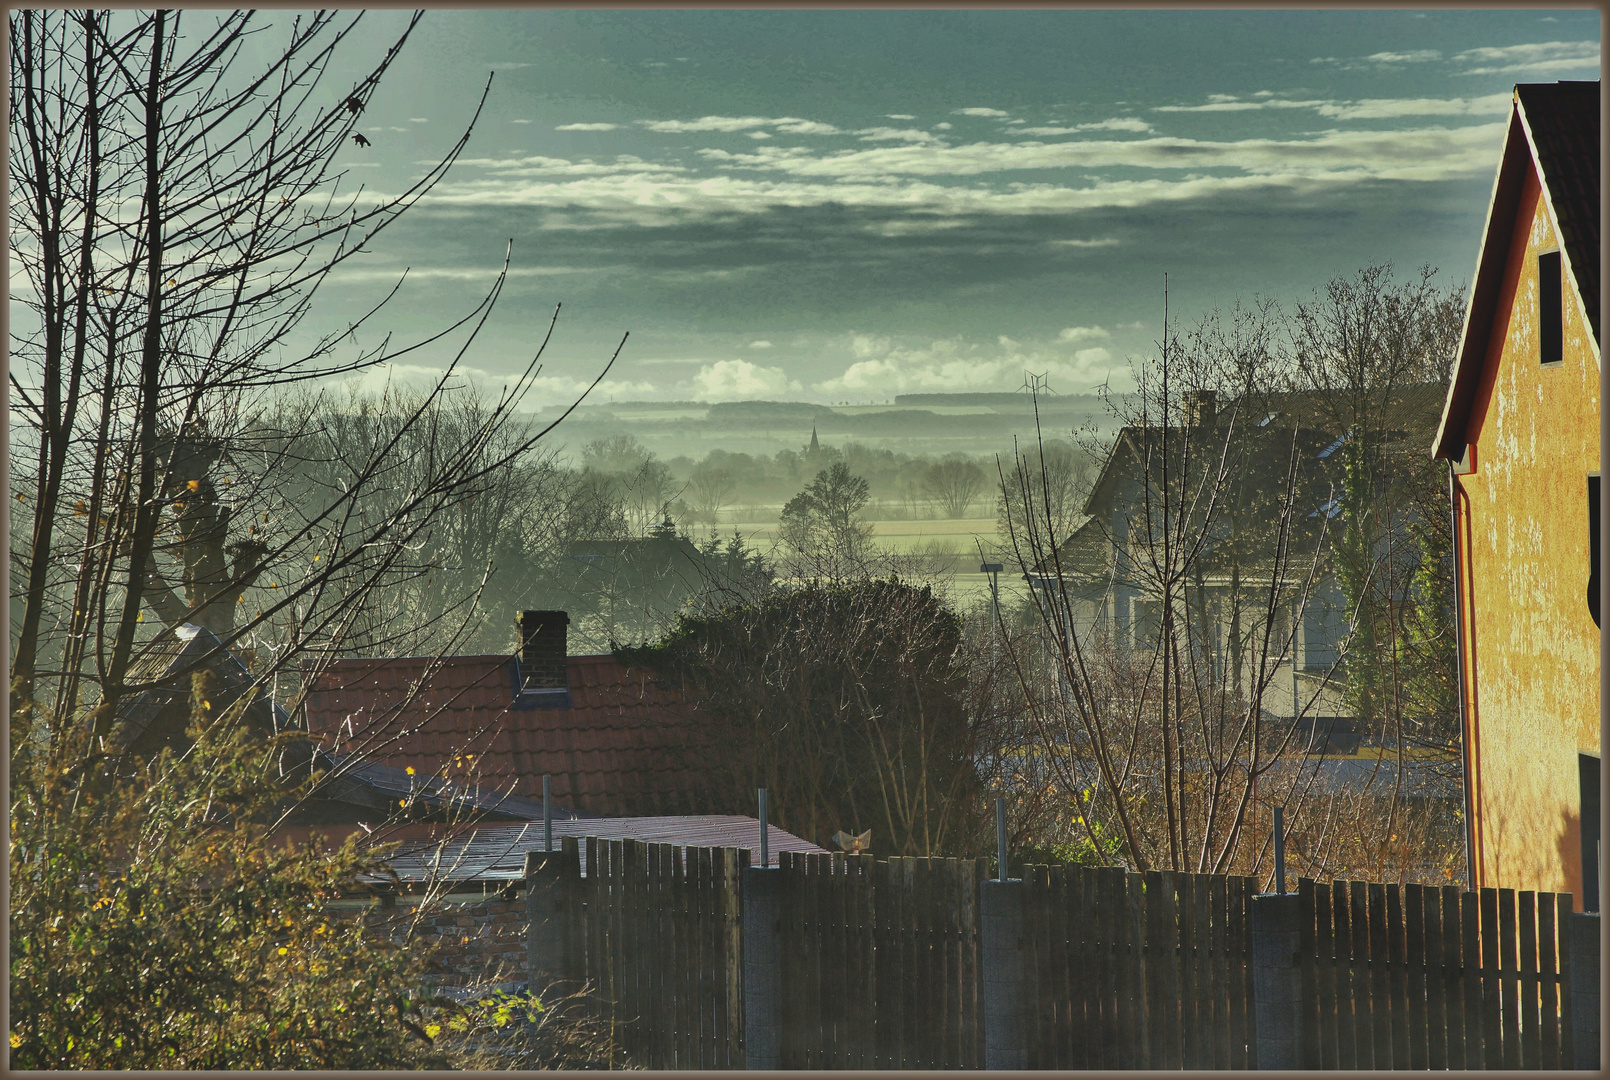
[996,795,1009,881]
[1274,805,1286,895]
[759,787,769,869]
[543,774,552,852]
[1447,461,1478,891]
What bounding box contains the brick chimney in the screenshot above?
[1183,389,1216,429]
[518,610,569,692]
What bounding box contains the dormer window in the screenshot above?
[1539,249,1563,366]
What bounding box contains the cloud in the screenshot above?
[417,122,1505,229]
[557,122,620,131]
[934,122,953,130]
[1015,118,1154,135]
[886,113,916,120]
[1048,237,1121,249]
[509,119,532,125]
[749,131,773,140]
[692,359,797,400]
[954,107,1012,118]
[1362,49,1442,64]
[1155,92,1511,120]
[408,117,428,124]
[1058,325,1113,344]
[855,126,946,144]
[1453,39,1599,75]
[1311,49,1443,68]
[638,115,841,135]
[748,340,774,349]
[815,333,1115,396]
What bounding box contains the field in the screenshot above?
[723,514,1012,609]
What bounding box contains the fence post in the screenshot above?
[1568,911,1600,1070]
[526,848,566,992]
[981,876,1029,1069]
[1251,892,1305,1069]
[743,863,782,1069]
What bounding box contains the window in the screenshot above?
[1590,473,1601,628]
[1539,250,1563,365]
[1581,752,1600,912]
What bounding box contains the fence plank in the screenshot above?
[941,857,964,1070]
[1387,883,1408,1069]
[1405,883,1428,1071]
[1179,872,1200,1069]
[1311,878,1336,1070]
[873,856,897,1069]
[1499,888,1520,1068]
[1298,878,1319,1069]
[1207,873,1227,1070]
[1442,885,1465,1069]
[1122,871,1148,1069]
[1423,884,1446,1071]
[1344,880,1368,1068]
[899,858,919,1068]
[1367,881,1391,1068]
[1092,868,1116,1070]
[1539,890,1560,1069]
[1556,892,1575,1068]
[1234,875,1255,1069]
[1479,887,1501,1069]
[1463,888,1485,1066]
[1519,890,1539,1069]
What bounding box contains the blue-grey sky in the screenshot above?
[307,8,1599,407]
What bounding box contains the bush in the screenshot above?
[8,703,447,1068]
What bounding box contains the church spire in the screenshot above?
[808,426,819,453]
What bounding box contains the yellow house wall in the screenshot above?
[1457,162,1601,902]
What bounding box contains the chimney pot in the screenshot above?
[1183,389,1216,429]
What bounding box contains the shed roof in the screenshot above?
[303,653,714,818]
[371,816,827,883]
[1434,81,1601,460]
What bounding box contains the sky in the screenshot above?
[292,8,1600,408]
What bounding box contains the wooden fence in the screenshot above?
[1295,877,1579,1070]
[533,837,1592,1070]
[777,850,985,1069]
[542,835,747,1070]
[1017,864,1258,1070]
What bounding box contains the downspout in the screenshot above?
[1448,460,1478,890]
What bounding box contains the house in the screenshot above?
[1048,384,1445,721]
[301,610,723,819]
[115,622,551,828]
[1431,81,1601,906]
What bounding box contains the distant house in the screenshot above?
[1431,81,1601,906]
[301,610,722,819]
[1047,384,1445,720]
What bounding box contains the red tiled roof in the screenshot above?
[302,653,717,818]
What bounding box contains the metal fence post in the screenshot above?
[981,875,1028,1069]
[743,863,782,1068]
[1569,911,1601,1070]
[1251,891,1305,1069]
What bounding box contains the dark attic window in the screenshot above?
[1590,473,1601,629]
[1539,249,1563,366]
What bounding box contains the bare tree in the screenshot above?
[921,455,988,519]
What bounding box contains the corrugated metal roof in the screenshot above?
[370,816,827,883]
[303,653,718,818]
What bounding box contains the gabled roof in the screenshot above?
[1434,81,1601,460]
[303,653,714,818]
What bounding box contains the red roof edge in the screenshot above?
[1433,99,1530,462]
